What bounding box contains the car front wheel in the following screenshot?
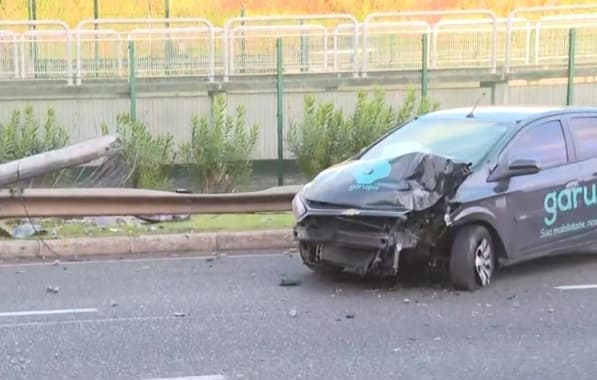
[449,225,495,290]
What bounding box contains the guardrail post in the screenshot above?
[276,38,284,186]
[566,28,576,106]
[128,40,137,121]
[421,32,429,98]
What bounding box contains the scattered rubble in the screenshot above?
[46,286,60,294]
[11,222,47,239]
[279,275,301,287]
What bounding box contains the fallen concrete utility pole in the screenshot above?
[0,186,299,218]
[0,135,121,187]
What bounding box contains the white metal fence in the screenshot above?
[1,5,596,84]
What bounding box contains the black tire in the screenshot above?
[299,243,343,274]
[449,225,496,291]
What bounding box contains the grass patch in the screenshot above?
[1,213,295,240]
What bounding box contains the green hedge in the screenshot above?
[1,89,440,190]
[287,88,439,179]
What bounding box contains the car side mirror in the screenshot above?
[508,159,541,176]
[488,158,540,182]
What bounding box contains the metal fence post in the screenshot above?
[421,32,429,98]
[94,0,100,78]
[165,0,172,75]
[129,40,137,121]
[240,6,246,73]
[28,0,39,77]
[276,38,284,186]
[300,19,307,72]
[566,28,576,106]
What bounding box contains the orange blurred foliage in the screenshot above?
[0,0,594,26]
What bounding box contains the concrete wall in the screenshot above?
[1,73,596,160]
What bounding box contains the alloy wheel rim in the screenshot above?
[474,238,493,286]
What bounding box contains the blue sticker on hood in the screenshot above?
[351,159,392,185]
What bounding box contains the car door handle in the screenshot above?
[566,180,580,189]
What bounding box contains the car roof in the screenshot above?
[418,105,597,124]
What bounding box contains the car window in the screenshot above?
[506,120,568,168]
[568,117,597,160]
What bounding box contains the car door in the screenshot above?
[502,117,584,259]
[563,113,597,250]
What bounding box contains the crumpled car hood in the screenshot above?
[302,152,471,211]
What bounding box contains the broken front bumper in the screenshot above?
[292,204,424,275]
[294,223,395,251]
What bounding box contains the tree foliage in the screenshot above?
[1,0,587,26]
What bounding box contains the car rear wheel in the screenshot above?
[449,225,495,290]
[299,243,343,274]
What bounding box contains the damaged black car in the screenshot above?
[292,106,597,290]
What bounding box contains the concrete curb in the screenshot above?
[0,229,295,260]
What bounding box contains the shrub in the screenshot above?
[101,114,175,190]
[288,87,439,178]
[181,94,259,193]
[0,105,69,164]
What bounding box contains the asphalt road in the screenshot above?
[1,251,597,380]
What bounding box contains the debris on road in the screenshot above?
[11,222,47,239]
[403,298,412,304]
[288,309,298,318]
[173,312,186,317]
[279,275,301,287]
[135,214,190,223]
[110,300,118,307]
[46,286,60,294]
[345,313,355,319]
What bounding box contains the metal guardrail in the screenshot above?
[0,30,18,79]
[504,4,597,73]
[222,14,359,81]
[0,20,72,84]
[0,187,297,218]
[74,17,215,84]
[362,10,498,74]
[1,6,597,83]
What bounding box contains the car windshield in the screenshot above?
[360,117,511,165]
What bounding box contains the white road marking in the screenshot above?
[0,252,289,268]
[0,308,97,318]
[555,284,597,290]
[143,377,226,380]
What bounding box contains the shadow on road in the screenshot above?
[497,253,597,280]
[296,253,597,292]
